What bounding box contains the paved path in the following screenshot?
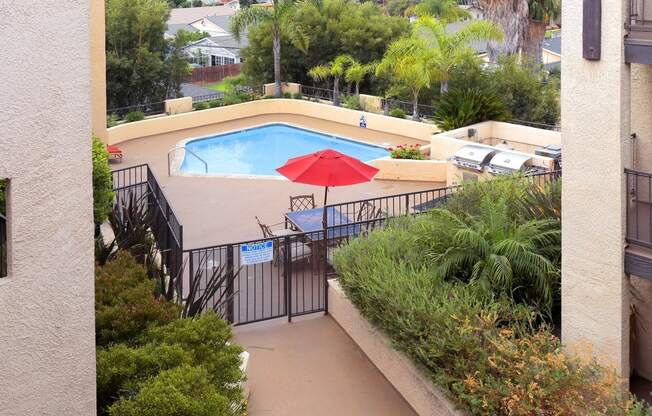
[234,316,417,416]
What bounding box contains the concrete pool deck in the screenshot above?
[114,116,442,247]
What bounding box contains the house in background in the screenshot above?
[183,34,247,66]
[542,35,561,72]
[165,5,237,38]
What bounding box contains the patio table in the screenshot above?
[285,207,361,242]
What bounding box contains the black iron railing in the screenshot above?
[381,98,437,118]
[112,164,184,288]
[0,213,6,278]
[107,101,167,118]
[626,169,652,249]
[300,85,334,102]
[510,119,561,132]
[193,92,224,103]
[185,170,561,323]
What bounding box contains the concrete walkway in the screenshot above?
[234,315,417,416]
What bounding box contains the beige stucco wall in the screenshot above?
[0,1,96,415]
[165,97,193,115]
[264,82,301,96]
[370,158,448,182]
[561,0,631,377]
[328,280,465,416]
[91,0,107,141]
[107,99,439,145]
[360,94,384,113]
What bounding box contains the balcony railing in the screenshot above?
[626,0,652,63]
[626,169,652,248]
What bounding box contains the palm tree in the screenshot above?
[344,59,376,96]
[231,0,314,98]
[308,55,353,106]
[377,16,502,120]
[404,0,471,22]
[428,197,560,310]
[522,0,561,66]
[476,0,560,64]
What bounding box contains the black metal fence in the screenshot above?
[107,101,167,118]
[186,170,561,324]
[382,98,438,118]
[510,119,561,132]
[0,213,6,278]
[184,231,326,325]
[626,168,652,249]
[111,164,184,284]
[300,85,334,102]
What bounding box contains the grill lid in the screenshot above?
[453,145,495,164]
[488,151,532,171]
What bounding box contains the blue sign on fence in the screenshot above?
[240,240,274,265]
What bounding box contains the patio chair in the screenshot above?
[289,194,316,212]
[356,201,385,222]
[255,217,310,265]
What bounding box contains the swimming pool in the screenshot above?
[179,123,389,177]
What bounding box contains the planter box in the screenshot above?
[328,279,465,416]
[370,157,448,182]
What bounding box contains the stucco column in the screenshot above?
[561,0,631,377]
[0,1,97,414]
[91,0,108,141]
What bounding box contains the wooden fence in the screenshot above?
[184,64,242,84]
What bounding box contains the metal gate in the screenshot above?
[183,231,327,325]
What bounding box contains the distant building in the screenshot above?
[165,5,237,38]
[182,34,246,66]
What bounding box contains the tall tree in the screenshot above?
[345,59,376,96]
[231,0,315,97]
[522,0,560,65]
[308,55,353,106]
[475,0,529,61]
[404,0,470,21]
[377,15,502,119]
[240,0,409,87]
[106,0,190,108]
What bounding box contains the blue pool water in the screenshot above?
[180,123,389,176]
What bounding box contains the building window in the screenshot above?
[1,179,7,278]
[225,57,235,65]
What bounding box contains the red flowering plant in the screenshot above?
[388,144,427,160]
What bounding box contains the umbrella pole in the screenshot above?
[322,186,329,230]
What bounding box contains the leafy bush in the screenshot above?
[108,365,233,416]
[292,92,303,100]
[124,111,145,123]
[92,136,114,224]
[107,113,119,128]
[97,343,191,410]
[333,225,647,415]
[222,91,252,106]
[95,252,180,346]
[343,94,362,110]
[193,101,208,111]
[389,144,426,160]
[208,99,224,108]
[389,107,406,118]
[433,87,509,131]
[283,92,292,99]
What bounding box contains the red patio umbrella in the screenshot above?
[276,149,380,228]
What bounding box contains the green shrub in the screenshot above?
[92,136,114,224]
[389,144,426,160]
[108,365,234,416]
[388,107,406,119]
[145,312,244,402]
[262,95,275,99]
[95,252,180,347]
[283,92,292,99]
[433,87,509,131]
[333,232,646,415]
[124,111,145,123]
[107,113,119,128]
[97,343,191,411]
[343,94,362,110]
[222,91,251,106]
[0,179,5,216]
[193,101,208,111]
[292,92,303,100]
[208,99,224,108]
